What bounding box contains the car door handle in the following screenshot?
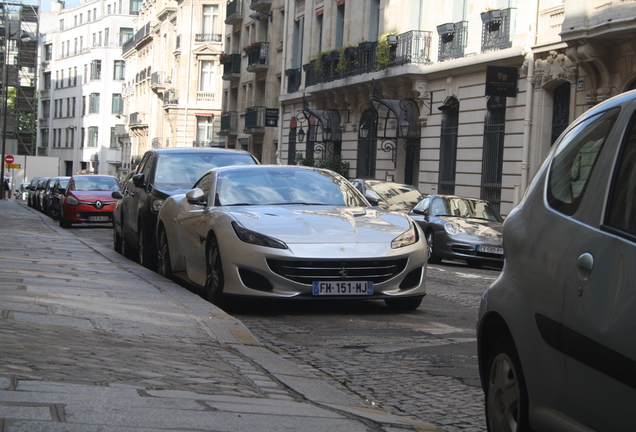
[577,253,594,271]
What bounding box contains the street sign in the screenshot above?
[6,164,20,169]
[265,108,279,127]
[4,155,14,164]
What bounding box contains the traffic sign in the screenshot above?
[6,164,20,169]
[4,155,14,164]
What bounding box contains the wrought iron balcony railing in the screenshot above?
[437,21,468,61]
[225,0,243,24]
[481,8,515,53]
[222,53,241,79]
[195,33,223,42]
[246,42,269,71]
[163,90,178,106]
[285,68,301,93]
[244,106,266,132]
[219,111,239,135]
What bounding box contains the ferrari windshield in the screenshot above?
[431,197,502,222]
[216,167,368,207]
[155,152,257,191]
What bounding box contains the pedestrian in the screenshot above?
[3,176,9,200]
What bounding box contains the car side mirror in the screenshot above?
[186,188,206,205]
[111,191,123,200]
[364,190,381,206]
[132,173,145,188]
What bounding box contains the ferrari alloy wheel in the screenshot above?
[205,235,224,305]
[485,336,530,432]
[158,228,172,279]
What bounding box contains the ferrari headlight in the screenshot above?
[66,196,79,206]
[444,221,466,236]
[232,222,288,249]
[391,224,418,249]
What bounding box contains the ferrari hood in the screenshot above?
[228,206,413,244]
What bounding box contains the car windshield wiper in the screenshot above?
[226,202,257,206]
[269,202,328,206]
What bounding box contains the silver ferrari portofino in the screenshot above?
[156,165,428,310]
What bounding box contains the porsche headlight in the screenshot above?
[444,221,466,236]
[391,224,418,249]
[152,199,164,213]
[232,222,288,249]
[66,196,79,206]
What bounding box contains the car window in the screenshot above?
[413,197,430,212]
[154,152,257,191]
[431,196,502,221]
[547,108,620,216]
[606,118,636,237]
[194,173,213,198]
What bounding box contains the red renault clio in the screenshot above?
[59,175,121,228]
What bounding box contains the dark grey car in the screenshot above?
[112,148,258,270]
[409,194,504,267]
[477,90,636,431]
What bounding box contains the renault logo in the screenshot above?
[95,200,103,209]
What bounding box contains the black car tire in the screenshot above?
[121,224,136,260]
[205,234,224,306]
[137,224,157,271]
[384,295,424,311]
[113,226,123,254]
[485,335,531,432]
[59,215,72,228]
[158,227,173,279]
[426,230,442,264]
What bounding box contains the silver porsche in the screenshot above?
[156,165,427,310]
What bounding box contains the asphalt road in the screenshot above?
[66,222,498,432]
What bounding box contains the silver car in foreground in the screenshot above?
[156,165,427,310]
[477,90,636,431]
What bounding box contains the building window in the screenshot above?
[551,82,570,145]
[110,127,119,148]
[438,97,459,195]
[59,19,64,31]
[357,108,377,178]
[67,98,71,117]
[43,72,51,89]
[197,116,215,144]
[201,5,220,41]
[44,44,52,61]
[112,93,123,114]
[42,100,50,118]
[105,28,110,45]
[40,129,49,148]
[72,97,76,117]
[68,68,72,87]
[335,4,345,48]
[82,96,87,115]
[130,0,141,15]
[73,67,78,86]
[54,99,59,118]
[199,60,215,92]
[113,60,125,80]
[480,96,506,212]
[87,126,99,147]
[89,93,100,113]
[119,28,133,46]
[91,60,102,80]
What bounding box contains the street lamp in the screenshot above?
[359,121,369,139]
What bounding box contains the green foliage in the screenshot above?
[375,32,398,71]
[335,45,357,74]
[294,151,350,179]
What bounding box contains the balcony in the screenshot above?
[193,140,222,147]
[302,31,432,89]
[249,0,272,12]
[195,33,223,42]
[151,71,171,93]
[437,21,468,61]
[129,112,146,127]
[285,68,301,93]
[244,106,266,134]
[219,111,239,135]
[222,54,241,80]
[245,42,269,72]
[163,90,178,106]
[152,137,162,149]
[197,92,215,102]
[225,0,244,25]
[122,23,152,55]
[481,8,515,53]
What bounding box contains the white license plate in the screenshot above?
[89,215,109,222]
[479,245,504,255]
[313,281,373,296]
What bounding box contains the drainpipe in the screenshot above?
[184,0,194,146]
[520,49,534,196]
[277,0,291,165]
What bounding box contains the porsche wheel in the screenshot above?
[426,230,441,264]
[204,234,224,306]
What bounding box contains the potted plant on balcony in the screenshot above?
[375,32,398,71]
[336,45,357,74]
[243,42,261,54]
[219,53,231,63]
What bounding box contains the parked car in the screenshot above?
[26,177,44,207]
[156,165,427,310]
[350,179,424,212]
[477,90,636,432]
[59,175,121,228]
[409,194,504,267]
[112,148,259,270]
[33,177,50,211]
[16,182,29,200]
[46,177,71,219]
[40,177,62,215]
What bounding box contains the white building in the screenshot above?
[38,0,138,178]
